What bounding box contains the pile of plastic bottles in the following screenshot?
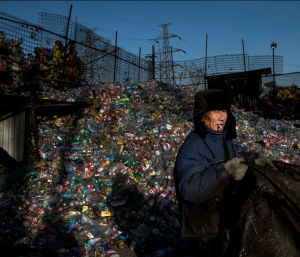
[0,81,299,257]
[233,106,300,165]
[1,81,195,257]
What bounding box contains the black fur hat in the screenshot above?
[193,89,237,139]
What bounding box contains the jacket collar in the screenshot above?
[206,128,227,137]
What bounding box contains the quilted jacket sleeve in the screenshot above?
[174,134,230,203]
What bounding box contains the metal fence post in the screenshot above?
[171,46,175,86]
[242,39,246,72]
[204,33,208,90]
[152,45,155,80]
[65,4,73,48]
[138,47,141,83]
[113,30,118,82]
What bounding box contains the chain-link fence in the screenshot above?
[0,11,40,54]
[38,12,153,85]
[38,12,115,84]
[170,54,284,90]
[0,11,153,87]
[262,72,300,88]
[0,10,298,90]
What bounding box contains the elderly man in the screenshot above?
[173,89,248,257]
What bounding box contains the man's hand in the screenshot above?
[224,157,248,181]
[254,158,278,171]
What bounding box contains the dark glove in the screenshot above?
[224,157,248,181]
[254,158,278,171]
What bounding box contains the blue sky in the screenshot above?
[1,1,300,73]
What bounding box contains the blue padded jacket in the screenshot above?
[174,129,236,239]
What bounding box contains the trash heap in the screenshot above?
[0,81,299,257]
[259,85,300,120]
[234,106,300,165]
[0,31,25,94]
[34,40,86,89]
[1,81,195,257]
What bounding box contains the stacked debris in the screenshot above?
[0,31,25,94]
[259,85,300,120]
[34,40,86,89]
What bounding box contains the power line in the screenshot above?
[112,33,153,42]
[17,1,154,45]
[17,0,54,14]
[17,2,203,63]
[283,61,300,68]
[73,17,153,43]
[180,38,202,56]
[176,52,190,62]
[81,2,161,34]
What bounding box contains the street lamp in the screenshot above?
[271,41,277,88]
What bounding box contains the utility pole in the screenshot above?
[271,41,277,89]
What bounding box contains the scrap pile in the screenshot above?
[34,40,86,89]
[0,80,299,257]
[0,33,86,95]
[259,85,300,120]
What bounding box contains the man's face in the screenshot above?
[202,110,228,131]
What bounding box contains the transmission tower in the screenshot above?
[150,23,185,84]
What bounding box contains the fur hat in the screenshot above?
[193,89,237,139]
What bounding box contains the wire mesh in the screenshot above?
[165,54,284,89]
[0,11,40,55]
[249,55,283,74]
[0,10,297,89]
[262,72,300,87]
[38,12,152,85]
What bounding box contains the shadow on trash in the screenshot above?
[30,219,79,257]
[0,151,80,257]
[108,173,189,257]
[0,147,30,256]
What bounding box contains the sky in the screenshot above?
[1,1,300,73]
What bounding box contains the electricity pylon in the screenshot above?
[150,23,185,84]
